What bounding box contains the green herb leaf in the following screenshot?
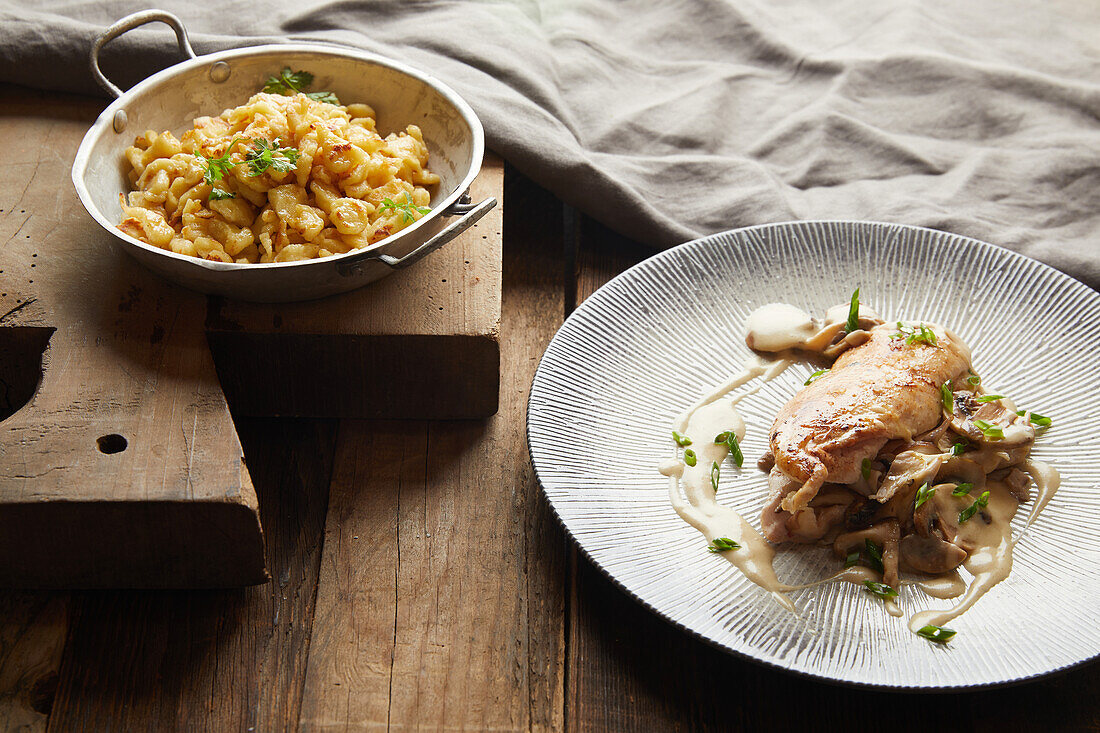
[916,625,956,643]
[683,449,697,467]
[263,67,315,94]
[708,537,741,553]
[973,419,1004,440]
[950,441,968,456]
[914,482,935,509]
[715,432,743,468]
[863,580,898,600]
[208,187,236,200]
[804,368,829,386]
[672,431,692,447]
[305,90,341,105]
[958,491,990,524]
[710,461,720,492]
[976,394,1003,403]
[952,482,973,497]
[863,539,884,574]
[861,458,872,481]
[198,136,246,184]
[245,137,300,176]
[844,551,860,568]
[378,193,432,223]
[1017,410,1052,427]
[941,383,954,413]
[845,288,860,333]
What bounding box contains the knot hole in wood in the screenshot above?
[0,326,55,422]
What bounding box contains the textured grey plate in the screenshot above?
[527,221,1100,689]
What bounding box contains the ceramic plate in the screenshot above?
[527,221,1100,689]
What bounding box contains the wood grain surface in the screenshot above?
[0,87,264,588]
[0,83,1097,732]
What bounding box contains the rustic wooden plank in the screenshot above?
[45,418,336,732]
[0,592,68,733]
[299,164,567,731]
[565,218,1100,731]
[206,155,505,420]
[0,84,264,588]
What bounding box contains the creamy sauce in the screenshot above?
[665,301,1062,639]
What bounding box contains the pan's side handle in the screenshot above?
[91,10,196,98]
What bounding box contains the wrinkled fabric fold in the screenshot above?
[1,0,1098,288]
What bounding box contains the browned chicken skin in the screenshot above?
[770,322,972,515]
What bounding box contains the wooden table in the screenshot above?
[2,86,1098,733]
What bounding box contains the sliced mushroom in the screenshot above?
[834,519,900,589]
[757,449,776,473]
[900,534,968,574]
[872,445,945,502]
[762,475,856,543]
[912,483,964,544]
[949,393,1035,448]
[990,466,1032,503]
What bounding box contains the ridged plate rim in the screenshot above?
[527,220,1100,690]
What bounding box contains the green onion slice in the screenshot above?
[941,384,953,413]
[914,482,935,509]
[976,394,1003,403]
[973,419,1004,440]
[950,441,968,456]
[959,491,990,523]
[861,458,872,481]
[846,288,860,333]
[967,374,981,386]
[672,430,692,447]
[1018,410,1052,427]
[863,539,884,573]
[683,449,697,467]
[708,537,741,553]
[714,431,744,468]
[710,461,720,492]
[804,368,829,386]
[951,482,973,497]
[844,551,860,568]
[916,625,956,643]
[863,580,898,599]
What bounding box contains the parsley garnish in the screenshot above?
[890,322,938,346]
[941,383,953,413]
[973,419,1004,440]
[804,368,829,386]
[952,482,973,497]
[845,288,860,333]
[378,194,431,223]
[683,449,697,467]
[708,537,741,553]
[245,138,300,176]
[863,580,898,600]
[714,431,743,468]
[199,136,246,185]
[263,67,341,104]
[916,625,956,643]
[914,482,935,509]
[208,187,236,201]
[672,431,692,447]
[958,490,991,523]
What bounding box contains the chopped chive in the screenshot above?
[1017,410,1052,427]
[844,551,860,568]
[863,539,884,574]
[941,384,954,413]
[672,430,692,447]
[916,625,956,643]
[708,537,741,553]
[710,461,720,492]
[959,490,990,523]
[804,368,829,386]
[683,449,697,467]
[973,419,1004,440]
[863,580,898,600]
[951,482,973,497]
[914,482,935,509]
[976,394,1003,403]
[861,458,872,481]
[845,288,860,333]
[950,441,968,456]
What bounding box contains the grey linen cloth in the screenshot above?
[2,1,1099,288]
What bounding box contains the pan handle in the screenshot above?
[91,10,196,98]
[336,194,498,277]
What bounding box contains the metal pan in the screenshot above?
[72,10,496,302]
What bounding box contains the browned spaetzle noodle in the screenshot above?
[119,92,440,263]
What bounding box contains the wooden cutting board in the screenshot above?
[0,85,503,588]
